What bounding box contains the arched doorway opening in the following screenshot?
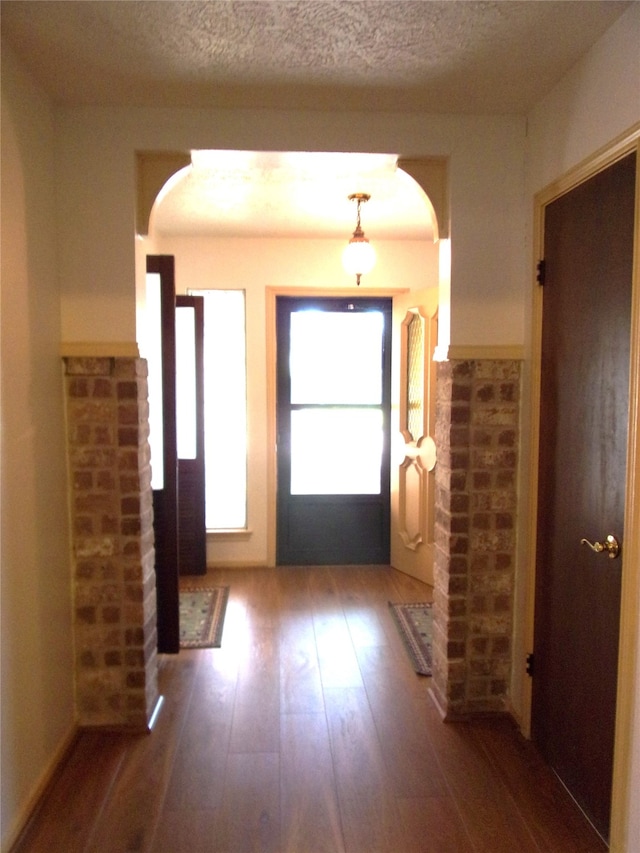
[135,150,447,658]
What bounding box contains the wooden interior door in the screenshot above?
[147,255,179,654]
[532,152,636,840]
[176,295,206,575]
[390,288,438,585]
[276,296,392,565]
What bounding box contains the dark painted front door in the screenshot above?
[532,152,636,840]
[147,254,180,653]
[276,296,391,565]
[176,294,207,575]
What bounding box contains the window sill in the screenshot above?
[206,529,253,541]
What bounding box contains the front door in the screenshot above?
[276,296,392,565]
[531,152,636,840]
[147,255,180,653]
[176,295,207,575]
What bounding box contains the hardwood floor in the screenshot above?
[14,566,607,853]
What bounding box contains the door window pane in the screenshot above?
[290,311,383,404]
[291,408,383,495]
[146,273,164,490]
[175,305,197,460]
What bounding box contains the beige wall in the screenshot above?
[526,3,640,194]
[56,107,526,350]
[1,48,75,850]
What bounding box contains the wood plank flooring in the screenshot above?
[14,566,607,853]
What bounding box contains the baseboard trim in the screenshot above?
[428,687,517,725]
[5,723,78,853]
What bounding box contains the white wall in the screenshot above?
[527,3,640,194]
[148,233,438,565]
[0,47,75,850]
[522,5,640,849]
[56,108,526,351]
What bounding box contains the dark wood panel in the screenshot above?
[176,294,206,576]
[148,254,180,654]
[177,458,206,574]
[532,152,635,840]
[285,497,387,564]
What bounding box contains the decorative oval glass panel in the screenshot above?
[406,311,425,442]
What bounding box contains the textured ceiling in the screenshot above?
[2,0,630,239]
[1,1,629,113]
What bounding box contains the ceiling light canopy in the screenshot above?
[342,193,376,286]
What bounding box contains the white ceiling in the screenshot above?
[2,1,630,239]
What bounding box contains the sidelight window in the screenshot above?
[188,289,247,530]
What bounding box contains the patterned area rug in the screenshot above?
[179,586,229,649]
[389,602,433,676]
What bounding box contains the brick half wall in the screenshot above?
[431,359,520,718]
[64,357,158,728]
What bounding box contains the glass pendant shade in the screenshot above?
[342,236,376,277]
[342,193,375,284]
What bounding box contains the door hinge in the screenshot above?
[526,653,534,677]
[536,259,546,285]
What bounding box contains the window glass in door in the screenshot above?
[289,309,385,495]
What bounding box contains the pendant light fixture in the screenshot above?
[342,192,376,286]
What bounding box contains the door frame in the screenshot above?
[265,286,407,567]
[524,124,640,850]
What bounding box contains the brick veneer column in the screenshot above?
[431,359,520,718]
[64,356,158,728]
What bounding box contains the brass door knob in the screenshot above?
[580,534,621,559]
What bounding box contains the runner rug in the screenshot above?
[179,586,229,649]
[388,601,433,676]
